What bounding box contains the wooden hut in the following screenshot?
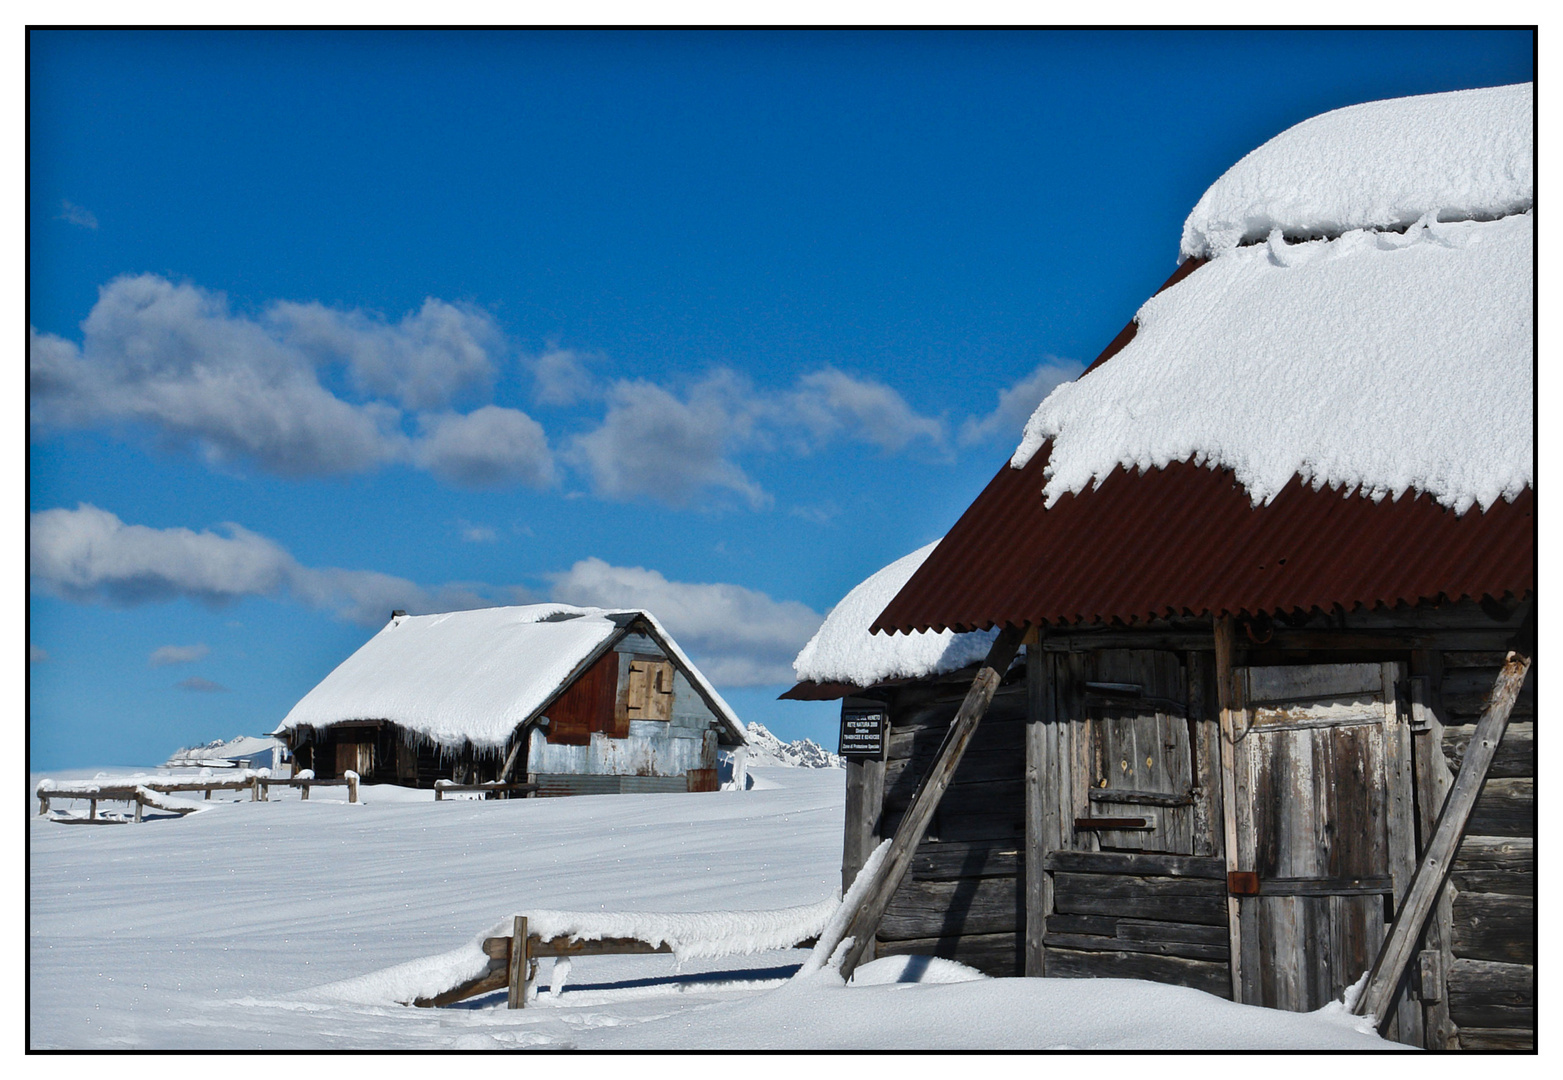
[788,85,1534,1049]
[275,604,746,795]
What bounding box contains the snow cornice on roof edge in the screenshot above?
[1181,83,1532,260]
[1013,211,1532,516]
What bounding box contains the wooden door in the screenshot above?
[336,741,372,776]
[1078,650,1195,854]
[1228,662,1415,1015]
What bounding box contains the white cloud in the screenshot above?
[28,504,495,627]
[28,275,554,488]
[176,677,230,693]
[549,557,823,686]
[786,367,946,453]
[569,375,769,509]
[460,522,498,543]
[532,348,598,407]
[59,200,98,229]
[959,359,1084,446]
[566,366,950,508]
[269,296,500,411]
[29,276,406,475]
[414,406,555,489]
[149,643,210,668]
[30,644,49,664]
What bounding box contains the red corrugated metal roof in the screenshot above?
[871,443,1533,635]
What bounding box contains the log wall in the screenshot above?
[867,671,1029,976]
[1435,652,1536,1051]
[837,602,1533,1049]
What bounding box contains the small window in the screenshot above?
[625,658,674,722]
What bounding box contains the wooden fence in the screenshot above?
[414,918,819,1009]
[37,771,361,820]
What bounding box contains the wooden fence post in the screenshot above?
[1353,652,1531,1029]
[346,772,360,804]
[507,916,529,1009]
[834,625,1026,981]
[301,782,309,801]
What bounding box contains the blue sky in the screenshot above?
[28,29,1534,769]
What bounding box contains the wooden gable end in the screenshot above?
[545,648,621,745]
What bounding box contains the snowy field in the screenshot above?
[29,765,1395,1051]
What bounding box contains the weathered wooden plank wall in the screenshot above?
[1435,652,1536,1050]
[872,671,1030,976]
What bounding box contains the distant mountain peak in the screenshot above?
[743,722,843,769]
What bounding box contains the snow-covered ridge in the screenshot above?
[1182,83,1531,260]
[742,722,842,769]
[1015,212,1532,515]
[793,541,997,686]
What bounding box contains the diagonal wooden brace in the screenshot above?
[1352,650,1531,1028]
[835,625,1026,981]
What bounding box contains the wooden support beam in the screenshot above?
[834,625,1025,982]
[507,916,528,1009]
[1212,616,1244,1001]
[1409,649,1457,1049]
[1353,651,1531,1030]
[1024,638,1050,977]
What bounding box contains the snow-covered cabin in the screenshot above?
[275,605,747,796]
[801,84,1534,1051]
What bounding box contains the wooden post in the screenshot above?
[134,795,143,823]
[1354,652,1531,1029]
[1024,634,1051,976]
[89,799,97,821]
[841,708,887,894]
[1213,615,1244,1001]
[507,916,529,1010]
[251,777,260,802]
[346,773,360,804]
[301,782,309,800]
[38,793,48,816]
[1409,650,1456,1049]
[835,625,1025,981]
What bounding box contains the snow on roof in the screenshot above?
[277,604,743,749]
[792,541,998,687]
[1182,83,1532,259]
[1015,210,1532,516]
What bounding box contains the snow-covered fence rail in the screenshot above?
[256,773,360,803]
[35,780,214,822]
[432,780,537,801]
[37,770,360,819]
[412,898,838,1010]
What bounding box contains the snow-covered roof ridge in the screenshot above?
[1014,211,1532,515]
[1182,83,1532,260]
[793,541,998,686]
[276,603,744,748]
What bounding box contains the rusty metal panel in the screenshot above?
[545,648,620,745]
[620,775,687,795]
[533,772,621,797]
[872,443,1533,636]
